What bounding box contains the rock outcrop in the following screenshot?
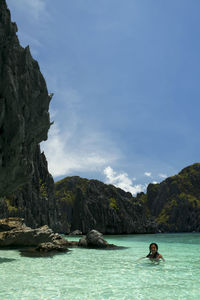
[78,229,123,249]
[0,217,69,249]
[143,163,200,232]
[55,176,157,234]
[0,219,122,256]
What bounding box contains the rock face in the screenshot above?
[0,145,62,232]
[0,1,63,232]
[143,163,200,232]
[55,176,157,234]
[0,0,51,196]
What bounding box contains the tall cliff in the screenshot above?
[55,176,157,234]
[0,0,50,195]
[0,0,62,231]
[144,163,200,232]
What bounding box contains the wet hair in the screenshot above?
[147,243,159,258]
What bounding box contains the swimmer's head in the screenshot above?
[149,243,158,254]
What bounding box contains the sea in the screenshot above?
[0,233,200,299]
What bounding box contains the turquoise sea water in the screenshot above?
[0,233,200,299]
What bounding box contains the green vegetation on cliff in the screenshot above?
[109,197,119,210]
[145,163,200,232]
[55,176,157,234]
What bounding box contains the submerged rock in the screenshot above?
[69,229,82,236]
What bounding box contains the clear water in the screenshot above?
[0,233,200,299]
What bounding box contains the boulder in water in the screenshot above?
[78,229,124,249]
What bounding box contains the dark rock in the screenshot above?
[86,230,108,247]
[0,0,51,196]
[78,230,125,250]
[0,146,64,232]
[78,236,88,248]
[0,1,65,233]
[55,176,157,234]
[35,242,69,252]
[143,163,200,232]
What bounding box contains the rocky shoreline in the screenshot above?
[0,218,124,257]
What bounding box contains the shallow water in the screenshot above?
[0,233,200,299]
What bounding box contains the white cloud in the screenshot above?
[41,123,119,178]
[103,166,147,196]
[159,173,167,179]
[144,172,152,177]
[40,83,121,178]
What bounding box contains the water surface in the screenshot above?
[0,233,200,299]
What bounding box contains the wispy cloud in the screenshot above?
[103,166,147,196]
[159,173,167,179]
[144,172,152,177]
[7,0,47,19]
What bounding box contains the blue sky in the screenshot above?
[7,0,200,195]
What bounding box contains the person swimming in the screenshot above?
[146,243,165,261]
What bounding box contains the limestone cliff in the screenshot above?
[0,0,62,231]
[55,176,157,234]
[144,163,200,232]
[0,145,62,231]
[0,0,51,195]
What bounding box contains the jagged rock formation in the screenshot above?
[0,145,63,231]
[55,164,200,234]
[55,176,157,234]
[0,0,62,231]
[143,163,200,232]
[0,0,51,196]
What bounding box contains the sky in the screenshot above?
[6,0,200,195]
